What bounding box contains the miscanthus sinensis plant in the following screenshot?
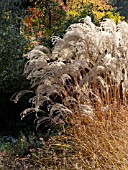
[13,16,128,139]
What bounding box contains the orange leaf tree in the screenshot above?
[23,0,67,47]
[22,0,124,47]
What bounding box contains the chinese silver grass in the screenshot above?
[14,16,128,136]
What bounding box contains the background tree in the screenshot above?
[23,0,124,49]
[110,0,128,19]
[0,0,30,136]
[23,0,67,48]
[66,0,124,22]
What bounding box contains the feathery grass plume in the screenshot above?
[13,16,128,140]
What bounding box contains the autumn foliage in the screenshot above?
[22,0,124,47]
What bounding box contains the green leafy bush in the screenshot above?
[0,0,30,134]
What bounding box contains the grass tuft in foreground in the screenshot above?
[2,92,128,169]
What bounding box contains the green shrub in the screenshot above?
[0,0,30,134]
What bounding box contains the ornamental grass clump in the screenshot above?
[6,16,128,169]
[13,16,128,140]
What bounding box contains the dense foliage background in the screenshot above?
[0,0,28,135]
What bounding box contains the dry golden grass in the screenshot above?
[20,85,127,170]
[68,108,128,169]
[39,112,127,169]
[22,104,127,170]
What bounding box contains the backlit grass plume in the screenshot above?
[13,16,128,140]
